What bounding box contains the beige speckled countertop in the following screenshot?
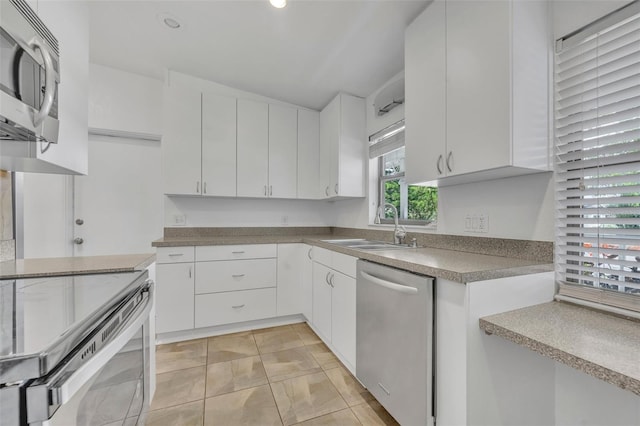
[153,232,553,283]
[0,253,156,280]
[480,302,640,396]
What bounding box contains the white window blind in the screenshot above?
[555,1,640,313]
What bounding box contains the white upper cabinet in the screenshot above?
[163,88,237,197]
[319,93,366,199]
[405,0,446,185]
[163,86,202,195]
[202,92,237,197]
[268,104,298,198]
[405,0,550,186]
[17,1,89,175]
[297,109,320,199]
[237,99,269,197]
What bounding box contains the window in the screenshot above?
[555,2,640,313]
[370,121,438,225]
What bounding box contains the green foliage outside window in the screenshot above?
[384,180,438,221]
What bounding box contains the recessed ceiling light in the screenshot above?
[270,0,286,8]
[157,13,183,31]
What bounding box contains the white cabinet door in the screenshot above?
[202,92,236,197]
[268,104,298,198]
[237,99,268,197]
[405,0,447,185]
[312,262,333,342]
[277,244,304,316]
[336,94,365,198]
[155,263,195,333]
[331,270,356,369]
[446,0,511,176]
[35,1,89,175]
[319,95,340,198]
[163,87,201,195]
[301,245,313,321]
[297,110,320,199]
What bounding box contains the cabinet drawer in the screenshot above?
[195,288,277,328]
[332,251,357,278]
[196,244,277,261]
[156,246,195,264]
[195,259,276,294]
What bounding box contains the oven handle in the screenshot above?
[359,271,418,295]
[54,289,152,406]
[29,37,56,127]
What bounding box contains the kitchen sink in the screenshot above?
[321,239,412,250]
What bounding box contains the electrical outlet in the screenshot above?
[173,214,186,226]
[478,214,488,233]
[465,214,472,231]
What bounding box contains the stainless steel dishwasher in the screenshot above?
[356,260,434,426]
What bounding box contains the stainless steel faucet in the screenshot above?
[382,203,407,245]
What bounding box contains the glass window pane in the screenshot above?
[382,179,401,218]
[381,147,405,176]
[408,185,438,221]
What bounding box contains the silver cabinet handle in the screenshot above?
[270,185,273,196]
[325,186,330,196]
[307,248,312,260]
[325,271,331,286]
[446,151,453,172]
[232,250,245,254]
[437,155,443,175]
[30,38,55,127]
[232,274,245,278]
[264,185,267,196]
[334,184,338,194]
[329,273,334,288]
[168,253,183,257]
[359,271,418,294]
[189,266,192,278]
[203,182,207,194]
[196,181,200,193]
[232,304,245,309]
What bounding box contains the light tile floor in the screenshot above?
[149,323,399,426]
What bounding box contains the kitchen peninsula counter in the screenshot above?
[0,253,156,280]
[152,227,553,283]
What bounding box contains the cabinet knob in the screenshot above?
[73,237,84,245]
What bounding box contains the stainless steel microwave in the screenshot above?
[0,0,60,146]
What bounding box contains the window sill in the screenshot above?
[479,301,640,396]
[368,223,438,232]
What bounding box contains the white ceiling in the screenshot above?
[88,0,429,110]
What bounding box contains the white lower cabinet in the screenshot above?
[311,248,357,372]
[195,288,277,328]
[155,262,194,334]
[276,244,313,318]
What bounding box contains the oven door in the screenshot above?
[27,284,153,426]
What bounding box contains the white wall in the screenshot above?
[165,196,333,228]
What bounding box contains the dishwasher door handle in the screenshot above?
[360,271,419,295]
